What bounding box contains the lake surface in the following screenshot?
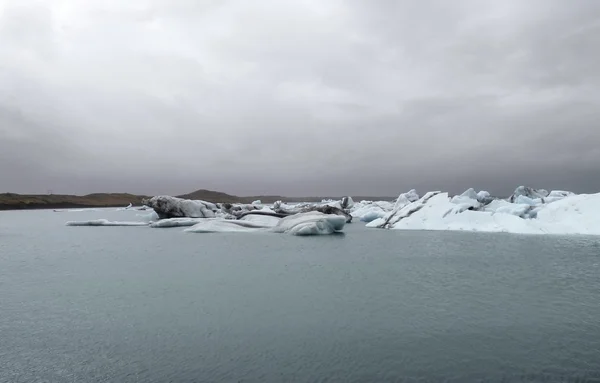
[2,209,600,382]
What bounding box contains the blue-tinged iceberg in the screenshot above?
[365,186,600,235]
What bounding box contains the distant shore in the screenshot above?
[0,190,395,211]
[0,203,135,211]
[0,192,147,212]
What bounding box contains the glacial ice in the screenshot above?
[239,214,282,227]
[184,220,272,233]
[62,186,600,236]
[183,212,346,236]
[365,187,600,235]
[271,212,346,236]
[149,218,204,228]
[144,196,217,219]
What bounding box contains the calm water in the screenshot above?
[1,209,600,382]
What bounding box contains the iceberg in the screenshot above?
[183,212,346,236]
[66,219,149,227]
[271,212,346,236]
[143,196,217,219]
[273,202,353,223]
[366,188,600,235]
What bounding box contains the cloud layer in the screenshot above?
[2,0,599,196]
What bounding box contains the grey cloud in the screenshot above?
[1,0,599,197]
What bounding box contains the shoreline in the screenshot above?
[0,203,140,211]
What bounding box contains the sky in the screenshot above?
[1,0,600,197]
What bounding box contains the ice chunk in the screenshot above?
[536,193,600,235]
[116,203,133,211]
[509,186,549,202]
[459,188,479,200]
[355,207,387,222]
[136,211,159,222]
[150,218,205,228]
[393,189,420,210]
[144,196,217,219]
[239,214,281,227]
[477,190,491,201]
[513,195,542,206]
[376,191,442,229]
[66,219,148,227]
[252,200,262,205]
[341,196,354,209]
[272,212,346,236]
[184,220,272,233]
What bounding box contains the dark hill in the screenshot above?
[0,193,148,211]
[0,189,395,211]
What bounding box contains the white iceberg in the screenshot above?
[271,212,346,236]
[477,190,491,202]
[367,190,600,235]
[393,189,420,210]
[66,219,149,227]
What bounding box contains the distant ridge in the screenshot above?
[0,189,395,211]
[177,189,395,204]
[0,192,149,211]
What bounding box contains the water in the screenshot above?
[2,209,600,382]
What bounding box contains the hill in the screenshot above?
[0,193,148,211]
[0,189,395,211]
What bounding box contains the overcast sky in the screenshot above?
[1,0,599,197]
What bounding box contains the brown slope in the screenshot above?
[0,193,148,211]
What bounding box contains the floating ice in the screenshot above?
[144,196,217,219]
[350,204,388,223]
[183,212,346,236]
[239,214,281,227]
[115,203,133,211]
[366,189,600,235]
[272,212,346,236]
[149,218,204,228]
[184,219,272,233]
[66,219,148,227]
